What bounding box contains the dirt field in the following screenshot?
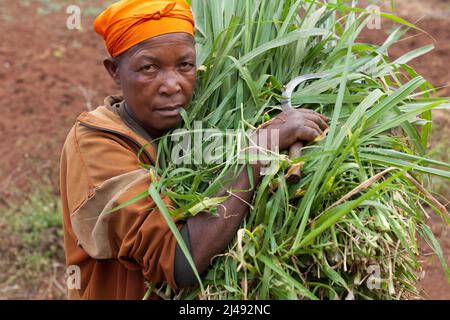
[360,0,450,299]
[0,0,116,299]
[0,0,448,299]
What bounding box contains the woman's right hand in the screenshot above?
[256,108,330,151]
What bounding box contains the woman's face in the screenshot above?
[106,32,197,138]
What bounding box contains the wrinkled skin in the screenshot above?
[104,32,197,138]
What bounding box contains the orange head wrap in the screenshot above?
[94,0,195,58]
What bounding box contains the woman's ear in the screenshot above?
[103,57,121,86]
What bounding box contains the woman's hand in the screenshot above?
[256,108,330,151]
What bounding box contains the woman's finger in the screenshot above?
[304,113,329,131]
[298,108,330,122]
[296,126,321,142]
[304,119,323,134]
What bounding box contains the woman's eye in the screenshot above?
[142,64,157,72]
[180,62,194,70]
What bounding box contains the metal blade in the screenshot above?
[281,72,329,110]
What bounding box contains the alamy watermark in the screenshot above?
[169,122,281,175]
[366,264,383,290]
[345,264,385,299]
[366,5,381,30]
[64,3,383,31]
[66,265,81,290]
[66,5,82,30]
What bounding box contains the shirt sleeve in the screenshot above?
[173,224,198,288]
[66,125,182,289]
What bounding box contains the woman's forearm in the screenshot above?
[186,163,262,273]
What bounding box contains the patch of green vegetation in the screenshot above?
[82,1,117,17]
[1,14,14,22]
[36,0,63,16]
[7,185,64,268]
[0,183,66,298]
[429,139,450,202]
[17,0,116,18]
[83,6,106,17]
[19,0,32,7]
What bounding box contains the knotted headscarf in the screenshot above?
[94,0,195,57]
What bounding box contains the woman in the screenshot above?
[60,0,329,299]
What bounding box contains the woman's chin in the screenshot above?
[156,117,183,131]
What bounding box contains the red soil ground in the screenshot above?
[360,0,450,299]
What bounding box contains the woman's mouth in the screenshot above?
[154,105,183,117]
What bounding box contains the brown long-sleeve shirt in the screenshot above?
[60,95,183,299]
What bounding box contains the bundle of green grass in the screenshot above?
[141,0,450,299]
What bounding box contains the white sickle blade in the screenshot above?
[281,72,329,110]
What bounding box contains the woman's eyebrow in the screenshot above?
[134,53,195,62]
[178,53,196,61]
[135,55,161,63]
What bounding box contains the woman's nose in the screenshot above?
[158,71,182,96]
